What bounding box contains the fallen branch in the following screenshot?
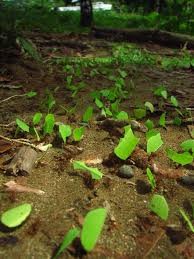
[92,27,194,49]
[0,134,38,150]
[0,94,26,105]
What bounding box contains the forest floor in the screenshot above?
[0,32,194,259]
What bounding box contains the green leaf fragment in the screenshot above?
[149,194,169,220]
[33,112,42,125]
[145,101,154,113]
[53,228,80,259]
[43,113,55,135]
[114,127,139,160]
[16,118,30,132]
[73,161,103,180]
[59,124,72,143]
[73,127,85,141]
[167,149,193,166]
[116,111,129,120]
[145,119,154,130]
[95,98,104,109]
[170,96,179,107]
[159,112,166,127]
[147,133,163,155]
[81,208,107,252]
[134,108,146,119]
[180,139,194,153]
[146,168,156,191]
[1,203,32,228]
[25,91,37,98]
[83,106,93,123]
[179,208,194,233]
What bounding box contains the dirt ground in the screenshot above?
[0,33,194,259]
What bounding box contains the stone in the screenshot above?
[118,165,135,179]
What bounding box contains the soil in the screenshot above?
[0,32,194,259]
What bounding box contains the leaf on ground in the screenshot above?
[159,112,166,127]
[180,139,194,153]
[1,203,32,228]
[167,148,193,166]
[116,111,129,120]
[16,118,29,132]
[147,133,163,155]
[59,124,72,143]
[73,127,85,141]
[114,127,139,160]
[73,160,103,180]
[53,228,80,259]
[149,194,169,220]
[145,101,154,113]
[81,208,107,252]
[134,108,146,119]
[43,114,55,135]
[83,106,93,123]
[179,208,194,233]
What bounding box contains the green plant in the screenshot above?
[149,194,169,220]
[114,126,139,160]
[73,161,103,180]
[16,118,30,133]
[1,203,32,228]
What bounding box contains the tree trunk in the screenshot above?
[80,0,93,27]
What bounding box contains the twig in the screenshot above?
[0,134,38,150]
[0,121,15,127]
[0,94,26,105]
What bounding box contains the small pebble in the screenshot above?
[180,175,194,185]
[118,165,134,179]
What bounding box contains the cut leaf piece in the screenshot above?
[114,127,139,160]
[53,228,80,259]
[179,208,194,233]
[154,86,167,99]
[146,168,156,191]
[134,108,146,119]
[145,119,154,130]
[73,160,103,180]
[116,111,128,120]
[26,91,37,98]
[81,208,107,252]
[73,127,85,142]
[170,96,179,107]
[1,203,32,228]
[167,149,193,166]
[33,112,42,125]
[147,133,163,155]
[149,194,169,220]
[159,112,166,127]
[83,106,93,123]
[95,98,104,109]
[43,113,55,135]
[145,101,154,113]
[16,118,29,133]
[59,124,72,144]
[180,139,194,153]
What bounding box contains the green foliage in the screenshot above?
[170,96,179,107]
[147,133,163,155]
[43,113,55,135]
[33,112,42,125]
[134,108,146,119]
[81,208,107,252]
[73,161,103,180]
[1,203,32,228]
[16,118,30,133]
[59,124,72,144]
[154,86,168,99]
[114,127,139,160]
[53,228,80,259]
[180,139,194,153]
[73,127,85,141]
[16,37,41,61]
[145,101,154,113]
[149,194,169,220]
[167,149,193,166]
[82,106,93,123]
[116,111,129,120]
[159,112,166,128]
[146,168,156,191]
[145,119,154,130]
[25,91,37,98]
[179,208,194,233]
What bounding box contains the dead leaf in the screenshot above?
[0,140,13,154]
[4,180,45,195]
